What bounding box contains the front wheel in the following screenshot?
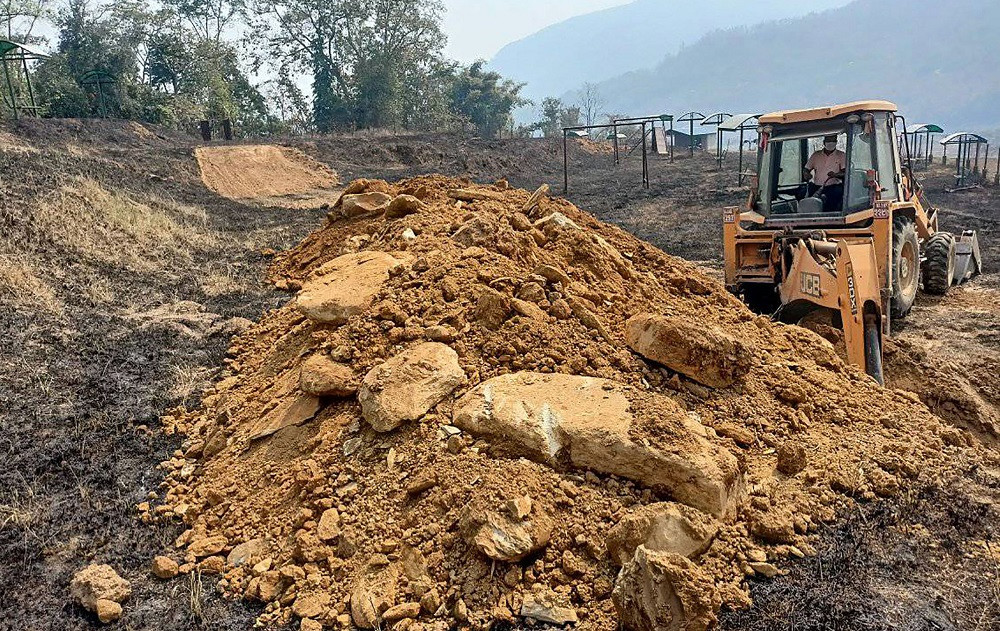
[864,315,884,386]
[923,232,956,296]
[890,217,919,318]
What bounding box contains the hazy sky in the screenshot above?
[442,0,632,63]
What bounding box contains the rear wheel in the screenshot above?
[890,216,919,318]
[923,232,956,295]
[864,314,884,386]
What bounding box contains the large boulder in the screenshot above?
[70,565,131,624]
[605,502,719,566]
[612,546,720,631]
[296,251,404,325]
[341,192,393,217]
[625,314,753,388]
[359,342,465,432]
[452,373,741,517]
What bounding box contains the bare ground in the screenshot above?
[1,119,997,629]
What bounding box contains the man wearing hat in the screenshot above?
[804,135,846,210]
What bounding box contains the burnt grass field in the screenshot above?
[1,119,998,630]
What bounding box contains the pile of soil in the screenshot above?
[146,175,994,630]
[195,145,341,208]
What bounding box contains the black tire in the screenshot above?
[890,216,920,318]
[864,316,884,386]
[923,232,956,296]
[740,283,779,315]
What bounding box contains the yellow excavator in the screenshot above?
[723,101,982,384]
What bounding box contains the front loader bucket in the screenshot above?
[953,230,983,285]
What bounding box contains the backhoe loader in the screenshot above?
[723,101,982,385]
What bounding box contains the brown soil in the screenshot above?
[195,145,341,208]
[147,174,998,630]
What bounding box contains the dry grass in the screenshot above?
[168,363,215,402]
[199,265,255,298]
[0,255,62,314]
[33,177,220,272]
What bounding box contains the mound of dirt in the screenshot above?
[196,145,341,208]
[145,175,989,631]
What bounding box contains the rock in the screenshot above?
[227,538,265,568]
[95,599,123,624]
[199,555,225,574]
[318,508,342,541]
[506,495,532,520]
[459,499,553,562]
[612,546,720,631]
[750,507,796,544]
[420,590,440,614]
[350,580,394,630]
[386,194,424,218]
[151,556,179,579]
[549,298,572,319]
[70,565,131,620]
[188,535,227,558]
[511,298,548,321]
[425,325,457,343]
[453,373,741,517]
[749,562,780,578]
[535,212,581,231]
[472,287,511,330]
[452,214,498,247]
[301,619,324,631]
[406,471,438,495]
[248,391,323,441]
[296,251,404,325]
[568,297,612,342]
[359,342,465,432]
[341,192,393,218]
[534,264,571,287]
[776,441,808,476]
[520,590,578,626]
[453,599,469,622]
[605,502,720,566]
[517,282,546,303]
[300,355,357,397]
[202,430,227,458]
[383,602,421,622]
[625,314,753,388]
[293,591,331,619]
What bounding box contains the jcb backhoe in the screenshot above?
[724,101,982,384]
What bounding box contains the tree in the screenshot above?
[246,0,447,131]
[577,82,604,127]
[449,61,525,138]
[539,97,562,137]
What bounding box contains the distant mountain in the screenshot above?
[489,0,853,102]
[589,0,1000,130]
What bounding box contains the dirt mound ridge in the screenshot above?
[146,175,983,630]
[196,145,340,208]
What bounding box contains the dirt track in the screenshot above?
[195,145,341,208]
[1,121,998,630]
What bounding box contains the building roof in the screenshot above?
[719,114,760,131]
[0,40,48,58]
[759,100,898,124]
[940,132,988,145]
[906,123,945,134]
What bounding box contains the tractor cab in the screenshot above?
[752,102,902,227]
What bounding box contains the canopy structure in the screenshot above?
[719,114,761,184]
[676,111,705,156]
[700,112,733,167]
[80,70,118,118]
[902,123,945,166]
[940,132,989,189]
[610,114,675,163]
[0,40,48,119]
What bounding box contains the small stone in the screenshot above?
[227,538,264,568]
[776,442,808,476]
[301,619,324,631]
[406,471,438,496]
[446,434,464,454]
[300,355,357,397]
[534,264,572,287]
[453,599,468,622]
[199,556,225,574]
[420,590,440,614]
[506,496,532,520]
[425,325,457,343]
[293,592,331,619]
[520,591,578,625]
[188,535,227,558]
[383,602,421,622]
[95,599,123,624]
[749,562,780,578]
[472,287,511,330]
[318,509,342,542]
[386,195,424,218]
[548,298,572,320]
[71,565,131,619]
[151,556,179,579]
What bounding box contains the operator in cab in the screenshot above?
[804,135,846,211]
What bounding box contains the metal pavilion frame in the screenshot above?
[611,114,674,164]
[903,123,944,167]
[701,112,732,168]
[0,40,48,119]
[676,111,705,157]
[563,121,653,193]
[717,114,761,185]
[80,69,118,118]
[940,132,989,191]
